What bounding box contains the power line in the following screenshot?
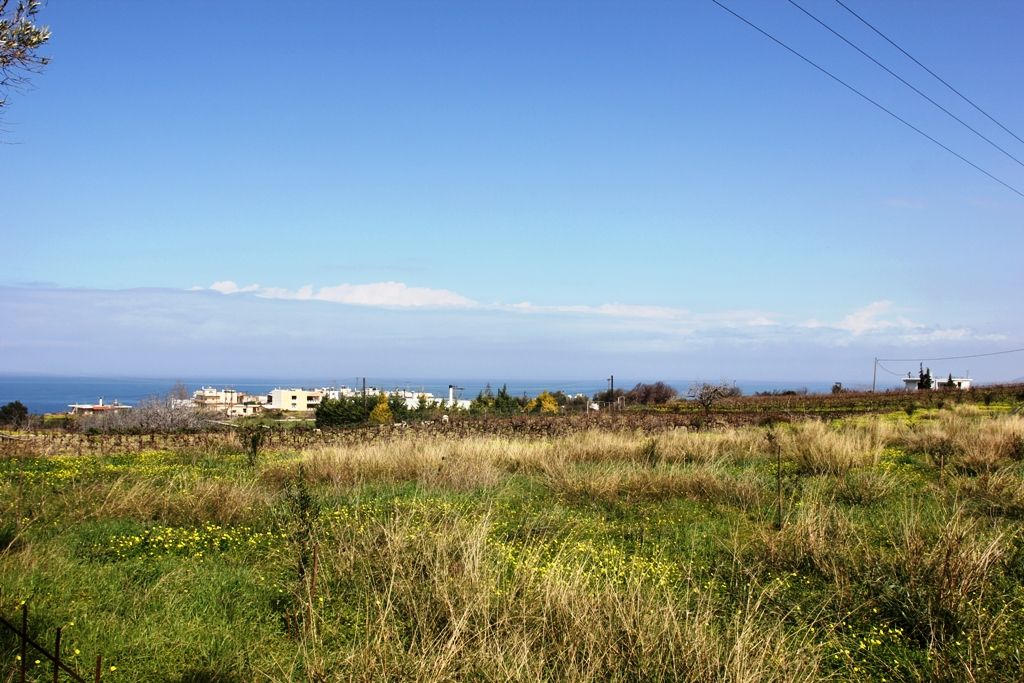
[878,347,1024,363]
[834,0,1024,149]
[708,0,1024,200]
[787,0,1024,169]
[876,361,908,377]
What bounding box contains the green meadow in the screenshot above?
[2,407,1024,681]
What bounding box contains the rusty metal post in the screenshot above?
[20,603,28,683]
[53,626,62,683]
[94,655,102,683]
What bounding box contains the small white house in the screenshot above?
[902,370,972,391]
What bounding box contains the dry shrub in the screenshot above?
[312,510,824,681]
[781,421,887,475]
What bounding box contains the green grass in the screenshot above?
[2,411,1024,681]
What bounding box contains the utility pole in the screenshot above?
[608,374,614,410]
[362,377,367,409]
[871,358,877,393]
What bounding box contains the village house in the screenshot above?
[67,398,132,415]
[901,365,973,391]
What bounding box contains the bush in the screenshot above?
[625,382,678,405]
[315,396,370,428]
[0,400,28,426]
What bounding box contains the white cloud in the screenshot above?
[834,300,907,335]
[800,301,1002,345]
[504,301,780,328]
[198,282,1005,348]
[209,280,261,295]
[205,280,476,308]
[900,329,1008,344]
[506,301,683,320]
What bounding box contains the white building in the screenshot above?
[191,387,266,415]
[267,388,324,412]
[68,398,132,415]
[192,387,245,409]
[901,371,972,391]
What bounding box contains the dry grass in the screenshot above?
[307,510,826,682]
[780,420,891,475]
[543,460,767,508]
[901,410,1024,474]
[878,504,1011,647]
[53,475,273,525]
[757,486,859,581]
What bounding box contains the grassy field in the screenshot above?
[2,406,1024,681]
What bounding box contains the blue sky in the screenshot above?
[2,1,1022,383]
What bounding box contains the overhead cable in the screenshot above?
[708,0,1024,200]
[834,0,1024,148]
[787,0,1024,169]
[878,347,1024,362]
[876,361,909,377]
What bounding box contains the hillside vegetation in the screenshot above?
[2,405,1024,681]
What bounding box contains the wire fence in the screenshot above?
[0,593,104,683]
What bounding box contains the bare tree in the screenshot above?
[168,380,190,401]
[80,398,207,433]
[687,381,742,419]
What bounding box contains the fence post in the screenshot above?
[53,626,62,683]
[21,603,28,683]
[94,655,102,683]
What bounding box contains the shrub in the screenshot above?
[0,400,28,426]
[625,382,678,405]
[369,393,394,425]
[315,396,369,428]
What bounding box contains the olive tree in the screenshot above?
[1,1,50,119]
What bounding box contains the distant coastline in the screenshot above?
[0,374,866,415]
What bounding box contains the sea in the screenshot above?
[0,375,863,415]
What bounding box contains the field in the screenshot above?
[2,405,1024,681]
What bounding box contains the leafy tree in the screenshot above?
[1,1,50,120]
[0,400,28,426]
[314,396,369,428]
[387,392,410,422]
[625,382,678,405]
[525,391,559,415]
[493,385,520,415]
[593,388,625,404]
[369,392,394,425]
